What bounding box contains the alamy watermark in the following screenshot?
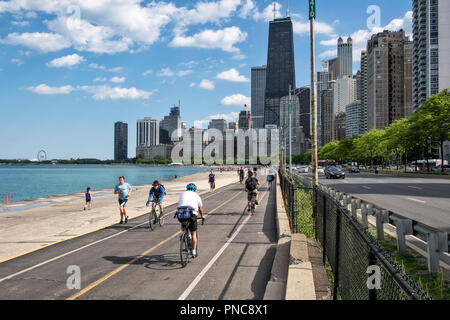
[367,5,381,30]
[66,265,81,290]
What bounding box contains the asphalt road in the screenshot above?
[315,173,450,233]
[0,179,277,300]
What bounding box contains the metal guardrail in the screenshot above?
[280,171,432,300]
[294,173,449,274]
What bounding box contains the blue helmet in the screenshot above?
[186,183,197,192]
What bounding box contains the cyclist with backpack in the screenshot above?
[146,181,166,222]
[239,167,245,184]
[175,184,205,258]
[245,171,260,212]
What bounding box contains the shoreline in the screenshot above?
[0,170,240,262]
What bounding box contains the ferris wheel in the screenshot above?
[37,150,47,162]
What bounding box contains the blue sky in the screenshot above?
[0,0,413,160]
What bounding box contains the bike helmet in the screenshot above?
[152,180,159,186]
[186,183,197,192]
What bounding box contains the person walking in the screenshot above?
[114,176,132,224]
[208,170,216,192]
[84,187,92,211]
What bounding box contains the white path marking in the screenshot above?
[407,197,426,204]
[408,186,423,190]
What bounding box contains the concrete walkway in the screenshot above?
[0,171,238,262]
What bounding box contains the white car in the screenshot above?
[297,166,309,173]
[317,167,325,174]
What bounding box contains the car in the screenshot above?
[349,166,360,173]
[297,166,309,173]
[317,166,325,175]
[432,165,449,173]
[325,167,346,179]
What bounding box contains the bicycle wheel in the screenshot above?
[149,205,155,231]
[158,205,165,227]
[180,232,189,268]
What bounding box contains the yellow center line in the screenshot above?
[67,190,243,300]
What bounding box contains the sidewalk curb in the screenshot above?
[263,179,316,300]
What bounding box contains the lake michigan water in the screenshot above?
[0,165,210,202]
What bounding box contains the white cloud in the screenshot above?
[110,76,126,83]
[11,58,24,65]
[293,19,334,36]
[198,79,215,90]
[239,0,255,18]
[252,2,283,21]
[27,84,74,95]
[142,69,153,76]
[2,32,71,53]
[78,85,153,100]
[189,82,196,87]
[89,63,123,73]
[217,68,249,82]
[11,20,29,26]
[94,77,107,82]
[221,94,250,107]
[159,67,193,77]
[46,53,85,68]
[177,0,242,27]
[170,26,247,53]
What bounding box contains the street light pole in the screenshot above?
[309,0,318,187]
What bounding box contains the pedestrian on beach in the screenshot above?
[114,176,132,224]
[209,169,216,192]
[84,187,92,211]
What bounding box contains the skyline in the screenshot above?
[0,0,413,160]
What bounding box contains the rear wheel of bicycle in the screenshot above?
[180,234,189,268]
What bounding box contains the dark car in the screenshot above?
[325,166,346,179]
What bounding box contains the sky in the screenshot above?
[0,0,413,160]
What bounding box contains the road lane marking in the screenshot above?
[407,197,426,204]
[0,184,238,282]
[362,186,372,190]
[178,185,270,300]
[66,190,243,300]
[408,186,423,190]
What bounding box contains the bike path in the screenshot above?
[0,179,277,300]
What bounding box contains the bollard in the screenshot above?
[395,219,413,253]
[375,209,389,241]
[351,199,357,219]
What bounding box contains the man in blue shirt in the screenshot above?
[146,181,166,223]
[114,176,132,224]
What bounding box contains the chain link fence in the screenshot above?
[279,170,432,300]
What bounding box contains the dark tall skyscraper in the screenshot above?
[294,87,311,140]
[114,122,128,161]
[264,17,296,127]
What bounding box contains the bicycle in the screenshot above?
[239,175,244,184]
[177,216,204,268]
[148,198,164,231]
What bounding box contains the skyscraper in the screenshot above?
[137,118,159,147]
[239,108,253,130]
[346,101,362,138]
[317,68,333,146]
[160,104,182,144]
[264,17,296,127]
[338,37,353,77]
[251,66,267,129]
[321,85,334,146]
[333,75,357,116]
[114,122,128,161]
[294,87,311,140]
[360,50,369,134]
[366,30,412,130]
[413,0,450,109]
[280,95,306,155]
[208,119,227,134]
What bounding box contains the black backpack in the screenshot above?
[246,178,257,191]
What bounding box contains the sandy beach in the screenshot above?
[0,170,239,262]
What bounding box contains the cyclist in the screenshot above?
[253,166,258,178]
[239,167,245,184]
[245,171,260,212]
[146,181,166,223]
[267,167,275,189]
[176,183,205,258]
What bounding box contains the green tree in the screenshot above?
[413,90,450,172]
